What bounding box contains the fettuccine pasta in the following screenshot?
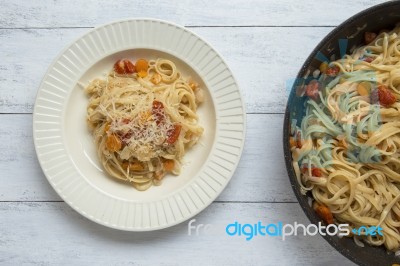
[290,26,400,251]
[85,58,204,191]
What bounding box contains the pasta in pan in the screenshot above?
[290,27,400,251]
[85,58,204,191]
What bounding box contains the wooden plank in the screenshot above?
[0,113,295,202]
[0,202,355,265]
[0,27,333,113]
[0,0,386,27]
[0,114,60,201]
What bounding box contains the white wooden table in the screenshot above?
[0,1,388,265]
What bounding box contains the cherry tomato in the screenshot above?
[312,168,322,177]
[114,59,136,74]
[325,66,340,77]
[106,134,122,152]
[152,100,165,125]
[151,73,162,84]
[296,131,302,148]
[305,80,320,101]
[166,124,182,144]
[364,31,377,44]
[135,59,149,72]
[378,85,396,107]
[363,57,374,63]
[163,159,175,172]
[314,203,334,224]
[301,166,322,177]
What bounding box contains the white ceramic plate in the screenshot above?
[33,19,246,231]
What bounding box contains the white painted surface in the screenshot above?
[0,202,355,266]
[0,27,333,113]
[0,0,386,27]
[2,0,388,265]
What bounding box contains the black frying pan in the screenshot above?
[283,1,400,265]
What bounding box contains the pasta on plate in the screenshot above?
[290,26,400,251]
[84,58,204,191]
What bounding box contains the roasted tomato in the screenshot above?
[363,57,374,63]
[325,65,340,77]
[166,124,182,144]
[311,168,322,177]
[378,85,397,107]
[135,59,149,78]
[305,80,320,101]
[296,131,302,148]
[163,159,175,172]
[152,100,165,125]
[114,59,136,74]
[135,59,149,72]
[106,134,122,152]
[301,166,322,177]
[151,73,162,84]
[364,31,377,44]
[314,203,334,224]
